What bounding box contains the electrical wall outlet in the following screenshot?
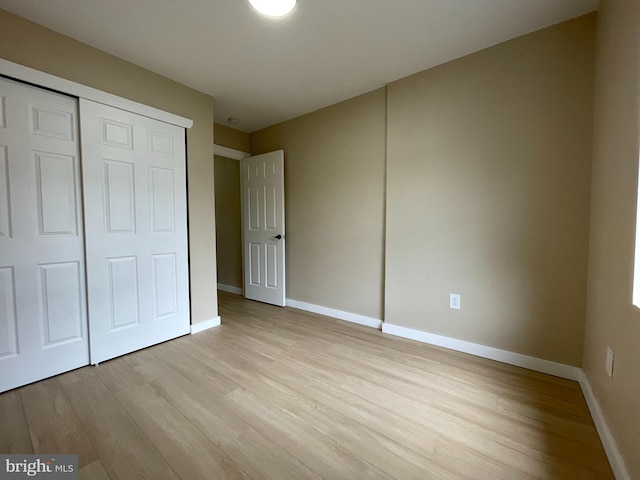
[449,293,461,310]
[605,347,615,378]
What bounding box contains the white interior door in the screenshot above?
[0,77,89,392]
[241,150,286,306]
[80,99,190,364]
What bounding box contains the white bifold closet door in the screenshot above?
[0,77,89,392]
[0,79,189,392]
[79,99,190,364]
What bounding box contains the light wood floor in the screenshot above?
[1,291,614,479]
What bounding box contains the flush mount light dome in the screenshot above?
[248,0,296,17]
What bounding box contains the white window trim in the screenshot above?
[0,58,192,128]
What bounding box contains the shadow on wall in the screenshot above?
[214,155,243,290]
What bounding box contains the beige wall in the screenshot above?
[214,122,250,152]
[251,89,387,319]
[214,155,242,288]
[385,15,596,366]
[0,9,218,325]
[584,0,640,477]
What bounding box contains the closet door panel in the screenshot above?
[0,77,88,393]
[80,99,189,364]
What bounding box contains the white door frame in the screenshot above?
[214,144,250,161]
[214,145,289,305]
[213,144,249,296]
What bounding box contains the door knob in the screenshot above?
[272,234,282,240]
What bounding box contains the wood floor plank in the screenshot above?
[339,373,602,479]
[115,383,251,480]
[435,392,614,477]
[0,389,33,454]
[196,324,289,361]
[93,356,146,394]
[222,316,299,348]
[56,366,96,387]
[19,377,97,468]
[63,375,179,480]
[134,358,250,447]
[283,464,325,480]
[220,386,334,466]
[221,387,394,480]
[498,388,593,425]
[146,340,241,398]
[299,341,500,411]
[326,415,455,480]
[258,360,441,460]
[432,438,540,480]
[121,347,157,368]
[79,459,111,480]
[239,370,346,436]
[496,395,606,449]
[221,427,302,480]
[170,331,267,387]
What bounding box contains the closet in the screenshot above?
[0,75,190,392]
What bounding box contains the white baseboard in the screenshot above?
[190,316,221,334]
[578,372,630,480]
[381,323,581,381]
[286,298,382,329]
[217,283,243,295]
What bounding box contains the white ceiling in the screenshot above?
[0,0,599,133]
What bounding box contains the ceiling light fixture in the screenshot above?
[248,0,296,17]
[227,117,240,126]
